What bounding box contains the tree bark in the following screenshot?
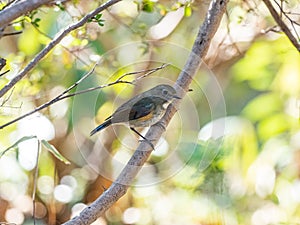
[0,0,53,28]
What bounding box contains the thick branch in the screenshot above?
[0,0,53,28]
[262,0,300,52]
[0,0,122,98]
[63,0,229,224]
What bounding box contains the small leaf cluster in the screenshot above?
[25,10,41,27]
[135,0,193,17]
[88,13,105,27]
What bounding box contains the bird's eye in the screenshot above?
[162,89,168,95]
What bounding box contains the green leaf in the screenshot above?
[184,5,192,17]
[142,0,154,12]
[95,13,102,20]
[24,16,32,23]
[56,3,66,11]
[41,140,70,164]
[12,22,23,31]
[33,18,41,27]
[98,20,105,27]
[88,14,105,27]
[29,10,38,19]
[0,135,37,158]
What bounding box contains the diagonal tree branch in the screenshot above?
[0,0,53,28]
[262,0,300,52]
[63,0,229,224]
[0,0,122,99]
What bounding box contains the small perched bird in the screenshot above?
[90,84,180,148]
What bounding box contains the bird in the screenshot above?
[90,84,180,148]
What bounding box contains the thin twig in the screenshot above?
[1,87,14,107]
[57,63,99,99]
[273,0,300,38]
[0,63,168,130]
[31,25,90,67]
[106,10,137,34]
[0,0,123,98]
[2,30,22,37]
[285,12,300,16]
[263,25,281,34]
[116,63,169,81]
[0,70,9,77]
[0,0,20,11]
[59,63,169,99]
[273,0,300,26]
[207,10,241,67]
[0,63,97,130]
[58,80,132,101]
[262,0,300,52]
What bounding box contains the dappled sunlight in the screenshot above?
[54,184,73,203]
[37,175,54,195]
[17,138,39,170]
[49,86,70,119]
[71,203,87,218]
[122,207,141,224]
[152,137,169,157]
[5,208,24,225]
[251,203,287,225]
[149,8,184,39]
[17,113,55,141]
[248,162,276,198]
[0,0,299,224]
[198,116,254,141]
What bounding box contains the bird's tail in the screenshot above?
[90,119,112,136]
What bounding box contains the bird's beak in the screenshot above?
[172,95,181,99]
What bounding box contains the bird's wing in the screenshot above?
[114,94,143,113]
[129,97,155,121]
[104,96,142,121]
[110,97,155,123]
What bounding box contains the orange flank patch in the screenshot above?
[136,111,154,122]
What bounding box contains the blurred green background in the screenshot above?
[0,0,300,224]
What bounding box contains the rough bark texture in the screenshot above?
[0,0,53,28]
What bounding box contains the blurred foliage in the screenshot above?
[0,0,300,224]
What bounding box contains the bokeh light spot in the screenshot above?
[54,184,73,203]
[5,208,24,225]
